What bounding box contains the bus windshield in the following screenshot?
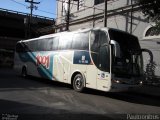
[90,30,110,72]
[108,29,143,78]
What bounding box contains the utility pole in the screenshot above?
[104,0,107,27]
[66,0,71,31]
[130,0,133,34]
[93,7,95,27]
[25,0,40,38]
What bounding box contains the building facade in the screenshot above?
[0,8,55,67]
[56,0,160,81]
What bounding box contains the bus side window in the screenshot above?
[90,30,108,48]
[23,42,29,52]
[52,37,59,50]
[16,42,30,52]
[72,34,81,50]
[16,43,24,53]
[72,32,89,50]
[90,31,99,66]
[90,31,100,52]
[37,39,45,51]
[46,38,53,51]
[99,31,110,72]
[30,41,38,52]
[98,46,110,72]
[26,41,35,52]
[59,34,72,50]
[90,30,110,72]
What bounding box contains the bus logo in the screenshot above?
[36,54,50,69]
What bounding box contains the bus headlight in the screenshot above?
[113,79,120,83]
[139,81,143,84]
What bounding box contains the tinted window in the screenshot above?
[16,43,24,53]
[108,29,140,51]
[16,42,30,52]
[52,37,59,50]
[72,32,89,50]
[46,38,53,51]
[98,46,110,72]
[29,40,38,51]
[21,37,59,52]
[37,39,46,51]
[22,42,29,52]
[94,0,104,5]
[90,30,108,49]
[39,37,59,51]
[59,34,73,50]
[90,30,110,72]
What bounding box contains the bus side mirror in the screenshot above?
[110,40,121,58]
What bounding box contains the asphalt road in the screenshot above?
[0,68,160,120]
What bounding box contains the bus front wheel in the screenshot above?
[73,74,85,92]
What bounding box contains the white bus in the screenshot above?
[14,28,143,92]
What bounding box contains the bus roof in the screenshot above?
[19,27,135,43]
[21,28,93,43]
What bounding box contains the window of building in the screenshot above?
[94,0,104,5]
[145,27,160,37]
[62,0,68,16]
[79,0,84,10]
[76,0,84,10]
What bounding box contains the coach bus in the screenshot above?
[14,28,143,92]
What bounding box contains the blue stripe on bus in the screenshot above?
[18,51,54,80]
[36,52,54,80]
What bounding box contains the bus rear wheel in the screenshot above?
[21,67,27,77]
[73,74,85,92]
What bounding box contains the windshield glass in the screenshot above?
[108,29,143,77]
[90,30,110,72]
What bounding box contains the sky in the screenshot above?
[0,0,57,18]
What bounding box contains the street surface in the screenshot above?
[0,68,160,120]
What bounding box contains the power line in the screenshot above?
[25,0,40,17]
[37,9,57,15]
[10,0,56,15]
[66,0,71,30]
[10,0,27,7]
[39,0,44,3]
[25,0,40,38]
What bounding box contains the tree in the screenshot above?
[136,0,160,29]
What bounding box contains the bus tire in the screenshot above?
[73,74,85,92]
[21,67,27,77]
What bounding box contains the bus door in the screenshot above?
[89,30,111,91]
[96,44,111,91]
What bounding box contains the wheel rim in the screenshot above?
[75,76,83,89]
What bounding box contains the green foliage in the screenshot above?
[156,20,160,30]
[137,0,160,18]
[136,0,160,29]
